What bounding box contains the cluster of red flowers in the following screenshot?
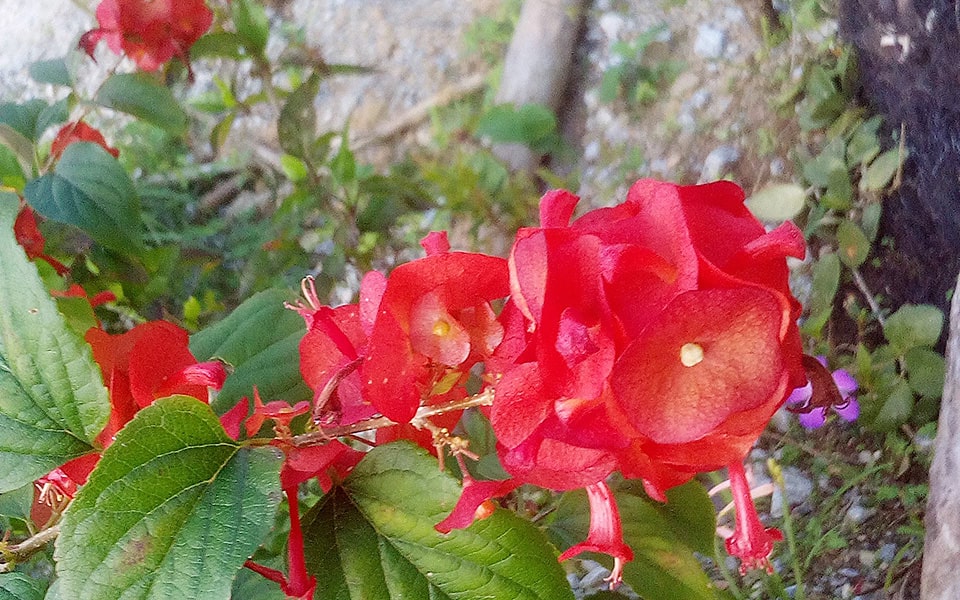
[294,179,808,584]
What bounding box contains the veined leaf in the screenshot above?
[24,142,142,254]
[55,396,283,600]
[303,442,575,600]
[189,288,311,413]
[0,573,45,600]
[0,195,109,492]
[95,74,188,135]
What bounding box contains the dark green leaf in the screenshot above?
[54,396,284,600]
[0,195,109,492]
[35,99,69,141]
[883,304,944,351]
[28,59,72,87]
[846,115,881,165]
[873,379,914,430]
[0,100,48,141]
[548,482,716,600]
[823,167,853,210]
[190,288,311,413]
[904,347,946,399]
[24,142,142,253]
[0,573,45,600]
[836,219,869,268]
[303,442,574,600]
[95,74,188,135]
[232,0,270,56]
[278,73,321,160]
[0,484,35,522]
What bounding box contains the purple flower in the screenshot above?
[786,356,859,429]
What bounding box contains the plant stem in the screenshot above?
[0,525,61,573]
[769,459,805,600]
[291,387,495,448]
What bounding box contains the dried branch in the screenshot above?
[0,525,60,573]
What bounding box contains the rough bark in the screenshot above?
[839,0,960,319]
[922,273,960,599]
[493,0,587,172]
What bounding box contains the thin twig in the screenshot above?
[850,266,886,327]
[291,387,495,448]
[0,525,60,573]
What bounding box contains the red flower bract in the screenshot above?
[50,121,120,161]
[80,0,213,73]
[452,179,807,578]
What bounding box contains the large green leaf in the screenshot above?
[548,482,718,600]
[0,196,109,492]
[303,442,575,600]
[278,73,321,161]
[24,142,142,253]
[0,573,45,600]
[190,288,311,413]
[95,74,188,135]
[54,396,283,600]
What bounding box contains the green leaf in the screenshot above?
[846,115,881,165]
[54,396,284,600]
[745,183,806,221]
[190,32,247,60]
[95,74,188,135]
[303,442,574,600]
[822,167,853,210]
[0,100,48,141]
[883,304,944,351]
[232,0,270,55]
[190,289,311,413]
[476,103,557,148]
[904,347,946,399]
[836,219,870,268]
[0,484,34,522]
[802,138,845,188]
[0,195,109,492]
[862,148,902,192]
[24,142,142,253]
[548,483,716,600]
[0,124,34,176]
[278,73,321,161]
[0,573,45,600]
[0,139,27,188]
[873,379,914,430]
[28,59,72,87]
[808,252,840,317]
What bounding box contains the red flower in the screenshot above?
[14,206,69,275]
[724,461,783,573]
[50,121,120,161]
[293,232,509,426]
[557,482,633,587]
[79,0,213,74]
[444,179,806,576]
[85,320,227,447]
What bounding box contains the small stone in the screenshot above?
[845,503,873,524]
[770,466,814,518]
[879,542,898,563]
[699,144,740,182]
[838,567,860,578]
[694,24,727,59]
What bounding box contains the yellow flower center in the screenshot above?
[680,342,704,367]
[432,319,451,336]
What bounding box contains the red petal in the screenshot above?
[420,231,451,255]
[557,481,633,588]
[435,477,519,533]
[538,189,580,228]
[611,287,789,445]
[724,462,783,573]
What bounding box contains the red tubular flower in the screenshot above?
[724,462,783,573]
[79,0,213,74]
[85,321,228,446]
[50,121,120,161]
[557,481,633,587]
[245,487,317,600]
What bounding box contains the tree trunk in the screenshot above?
[922,272,960,599]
